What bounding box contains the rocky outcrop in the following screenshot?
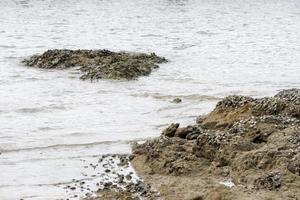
[22,49,167,80]
[200,88,300,130]
[131,89,300,200]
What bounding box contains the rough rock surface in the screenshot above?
[131,89,300,200]
[22,49,167,80]
[201,88,300,129]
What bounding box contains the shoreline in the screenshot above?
[87,89,300,200]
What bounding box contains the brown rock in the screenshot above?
[162,123,179,137]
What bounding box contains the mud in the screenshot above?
[22,49,167,80]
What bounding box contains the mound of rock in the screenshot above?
[131,89,300,200]
[22,49,167,80]
[200,88,300,129]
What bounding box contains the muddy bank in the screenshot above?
[131,89,300,200]
[22,49,167,80]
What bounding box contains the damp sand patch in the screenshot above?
[22,49,167,80]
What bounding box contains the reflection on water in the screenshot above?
[0,0,300,199]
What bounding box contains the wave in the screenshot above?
[15,105,68,114]
[130,92,221,101]
[0,137,152,153]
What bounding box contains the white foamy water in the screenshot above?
[0,0,300,199]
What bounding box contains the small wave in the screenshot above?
[37,126,62,131]
[0,138,149,154]
[0,45,16,48]
[0,181,75,188]
[140,34,163,38]
[9,74,22,78]
[15,105,67,113]
[197,30,219,36]
[15,107,44,113]
[24,77,45,81]
[131,92,221,101]
[173,43,196,50]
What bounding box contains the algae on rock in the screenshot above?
[22,49,167,80]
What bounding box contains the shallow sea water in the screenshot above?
[0,0,300,199]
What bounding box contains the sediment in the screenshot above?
[22,49,167,80]
[131,88,300,200]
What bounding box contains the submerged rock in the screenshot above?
[171,98,182,103]
[22,49,167,80]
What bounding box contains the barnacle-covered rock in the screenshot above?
[200,89,300,130]
[215,95,254,109]
[131,89,300,200]
[132,136,203,175]
[254,172,282,190]
[275,88,300,104]
[22,49,167,80]
[193,130,228,161]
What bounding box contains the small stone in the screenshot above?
[128,154,135,161]
[118,175,125,183]
[172,98,182,103]
[104,182,113,188]
[125,174,132,180]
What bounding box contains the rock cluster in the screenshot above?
[132,89,300,199]
[162,124,203,140]
[22,49,167,80]
[63,154,160,200]
[201,88,300,129]
[91,180,159,200]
